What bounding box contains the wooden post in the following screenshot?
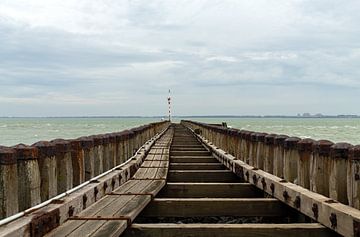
[244,131,253,164]
[130,131,136,156]
[297,139,315,189]
[283,137,301,183]
[255,133,267,170]
[92,135,104,176]
[310,140,333,196]
[70,139,85,186]
[234,130,242,159]
[239,131,249,161]
[264,134,276,174]
[0,147,18,218]
[80,137,95,181]
[114,133,122,166]
[102,135,110,172]
[117,132,126,163]
[13,144,41,211]
[329,143,352,204]
[52,139,73,194]
[33,141,57,201]
[273,135,289,178]
[348,145,360,209]
[249,132,258,166]
[109,134,117,167]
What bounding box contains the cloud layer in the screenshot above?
[1,0,360,116]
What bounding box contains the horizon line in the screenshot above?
[0,115,359,118]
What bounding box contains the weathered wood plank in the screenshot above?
[170,151,211,156]
[140,198,287,217]
[123,223,337,237]
[167,170,239,183]
[158,183,262,198]
[170,163,225,170]
[170,156,218,163]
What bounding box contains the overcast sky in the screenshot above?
[0,0,359,117]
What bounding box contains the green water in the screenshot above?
[0,117,161,146]
[183,118,360,145]
[0,117,360,146]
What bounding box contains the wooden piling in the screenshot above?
[329,143,352,204]
[238,131,250,161]
[310,140,333,196]
[348,145,360,209]
[13,144,41,211]
[273,135,289,178]
[80,137,95,181]
[92,135,104,176]
[296,139,314,189]
[264,134,276,174]
[52,139,73,194]
[108,134,117,168]
[249,133,258,166]
[0,147,18,218]
[102,135,111,172]
[70,139,85,186]
[283,137,301,183]
[33,141,57,201]
[255,133,267,170]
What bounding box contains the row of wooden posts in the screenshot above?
[0,121,169,219]
[182,120,360,209]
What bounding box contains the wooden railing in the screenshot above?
[0,121,170,219]
[181,120,360,209]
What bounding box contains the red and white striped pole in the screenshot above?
[167,89,171,122]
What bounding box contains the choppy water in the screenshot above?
[186,118,360,145]
[0,117,161,146]
[0,117,360,146]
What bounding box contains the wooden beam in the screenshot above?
[140,198,286,217]
[170,163,225,170]
[170,151,211,156]
[170,156,218,163]
[123,223,337,237]
[167,170,239,182]
[158,183,262,198]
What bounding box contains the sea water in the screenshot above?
[0,117,360,146]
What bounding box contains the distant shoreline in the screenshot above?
[0,115,359,119]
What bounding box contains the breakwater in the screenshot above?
[182,120,360,209]
[0,121,169,219]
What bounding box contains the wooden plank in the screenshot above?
[140,198,287,217]
[167,170,239,183]
[171,147,206,151]
[158,183,262,198]
[170,151,211,156]
[170,156,218,163]
[52,180,153,236]
[123,223,337,237]
[170,163,225,170]
[88,220,127,237]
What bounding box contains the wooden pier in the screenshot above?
[1,122,360,236]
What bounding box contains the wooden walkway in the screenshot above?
[46,124,340,237]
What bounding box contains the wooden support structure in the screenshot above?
[141,198,287,217]
[124,223,337,237]
[168,170,239,183]
[158,183,261,198]
[182,120,360,237]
